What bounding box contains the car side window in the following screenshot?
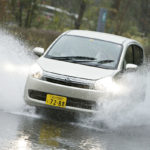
[133,45,143,65]
[124,44,143,69]
[125,45,133,64]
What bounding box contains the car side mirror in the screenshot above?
[126,64,138,71]
[33,47,44,56]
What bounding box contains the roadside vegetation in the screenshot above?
[0,0,149,56]
[8,27,60,49]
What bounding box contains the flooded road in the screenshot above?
[0,110,150,150]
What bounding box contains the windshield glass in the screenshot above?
[45,35,122,69]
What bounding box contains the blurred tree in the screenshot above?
[3,0,150,40]
[47,0,81,13]
[24,0,39,28]
[0,0,9,23]
[108,0,132,35]
[9,0,40,28]
[43,0,91,29]
[18,0,23,27]
[74,0,87,29]
[139,0,150,35]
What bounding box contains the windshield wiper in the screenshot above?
[70,56,96,60]
[48,56,114,65]
[49,56,96,61]
[48,56,72,60]
[97,59,114,64]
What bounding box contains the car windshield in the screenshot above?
[45,35,122,69]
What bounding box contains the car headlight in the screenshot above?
[95,77,122,94]
[30,63,43,79]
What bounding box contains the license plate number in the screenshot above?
[46,94,67,108]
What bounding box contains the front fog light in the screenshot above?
[30,63,43,79]
[95,77,122,94]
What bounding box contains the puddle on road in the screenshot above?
[0,29,150,130]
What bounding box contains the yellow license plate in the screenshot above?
[46,94,67,108]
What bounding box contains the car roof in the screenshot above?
[66,30,136,45]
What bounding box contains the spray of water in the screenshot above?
[0,29,36,115]
[81,67,150,129]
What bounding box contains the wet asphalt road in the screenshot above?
[0,110,150,150]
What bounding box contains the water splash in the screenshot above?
[0,29,36,115]
[81,67,150,129]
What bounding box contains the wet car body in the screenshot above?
[24,30,144,113]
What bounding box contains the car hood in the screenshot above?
[38,57,118,80]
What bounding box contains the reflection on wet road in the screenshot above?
[0,111,150,150]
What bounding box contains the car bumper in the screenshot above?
[24,76,105,113]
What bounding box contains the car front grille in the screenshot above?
[28,90,96,110]
[41,72,94,90]
[43,77,90,89]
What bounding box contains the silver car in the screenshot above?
[24,30,144,113]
